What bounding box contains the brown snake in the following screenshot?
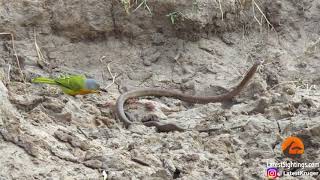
[116,61,261,132]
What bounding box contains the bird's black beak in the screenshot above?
[99,88,108,93]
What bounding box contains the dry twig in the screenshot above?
[268,80,307,91]
[105,62,117,89]
[131,157,150,167]
[99,56,118,91]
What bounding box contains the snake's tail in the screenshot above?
[32,77,57,85]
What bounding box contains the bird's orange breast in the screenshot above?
[68,89,97,96]
[78,89,97,95]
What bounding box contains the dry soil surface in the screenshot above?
[0,0,320,179]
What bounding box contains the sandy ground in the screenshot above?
[0,0,320,179]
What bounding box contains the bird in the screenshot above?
[32,75,100,96]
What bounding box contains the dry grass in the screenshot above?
[34,30,50,69]
[0,32,25,83]
[133,0,152,14]
[120,0,131,14]
[218,0,224,21]
[251,0,274,29]
[120,0,151,14]
[228,0,275,30]
[7,64,11,82]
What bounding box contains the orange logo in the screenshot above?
[281,136,304,159]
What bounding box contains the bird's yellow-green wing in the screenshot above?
[32,77,57,85]
[54,75,86,91]
[32,75,91,96]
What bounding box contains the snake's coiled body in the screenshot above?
[116,61,261,130]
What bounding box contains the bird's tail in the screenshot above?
[32,77,57,85]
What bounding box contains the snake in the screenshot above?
[116,61,261,132]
